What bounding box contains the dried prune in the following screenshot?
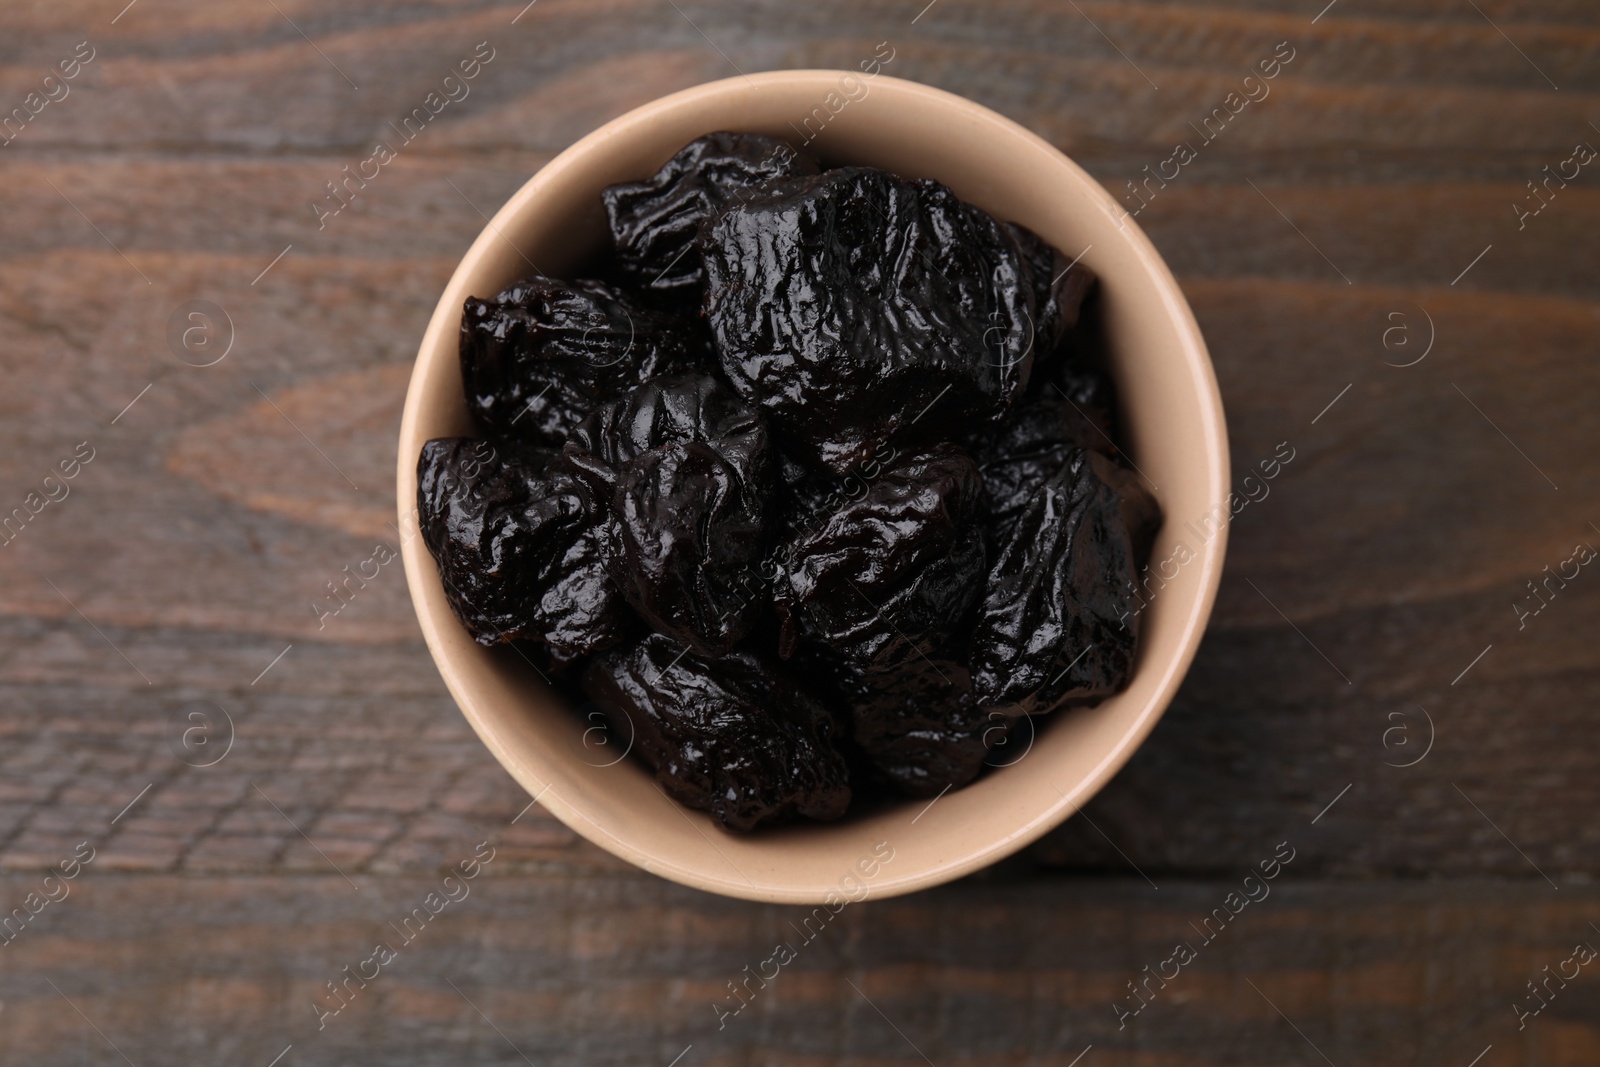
[460,276,702,445]
[563,372,767,486]
[565,374,773,656]
[775,445,987,671]
[702,167,1082,472]
[582,634,851,831]
[970,447,1160,713]
[969,391,1117,536]
[769,442,912,547]
[428,130,1162,827]
[1004,221,1097,357]
[602,132,821,298]
[417,437,626,666]
[819,651,1011,798]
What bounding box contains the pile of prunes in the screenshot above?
[418,132,1160,832]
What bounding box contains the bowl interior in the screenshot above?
[397,71,1228,903]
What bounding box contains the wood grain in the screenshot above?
[0,874,1595,1066]
[0,0,1596,1061]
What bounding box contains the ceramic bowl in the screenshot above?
[397,70,1228,903]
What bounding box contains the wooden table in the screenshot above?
[2,1,1596,1063]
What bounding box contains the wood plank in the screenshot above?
[1,0,1596,162]
[0,874,1593,1065]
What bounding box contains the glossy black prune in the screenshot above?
[417,437,626,666]
[565,374,773,656]
[602,132,821,298]
[969,392,1117,535]
[581,634,851,831]
[822,652,1012,798]
[771,442,913,547]
[775,445,987,671]
[429,131,1160,827]
[460,276,702,445]
[1004,221,1097,358]
[702,167,1081,472]
[970,447,1160,714]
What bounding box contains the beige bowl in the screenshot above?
[397,70,1228,903]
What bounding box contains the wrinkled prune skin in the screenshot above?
[703,168,1081,473]
[565,374,773,656]
[775,445,987,671]
[564,373,767,487]
[428,130,1162,826]
[969,393,1117,535]
[971,447,1160,714]
[581,634,851,831]
[1004,221,1097,358]
[818,651,1010,798]
[602,132,821,298]
[417,437,626,666]
[460,276,702,445]
[773,442,911,546]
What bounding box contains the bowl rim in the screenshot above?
[397,69,1229,902]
